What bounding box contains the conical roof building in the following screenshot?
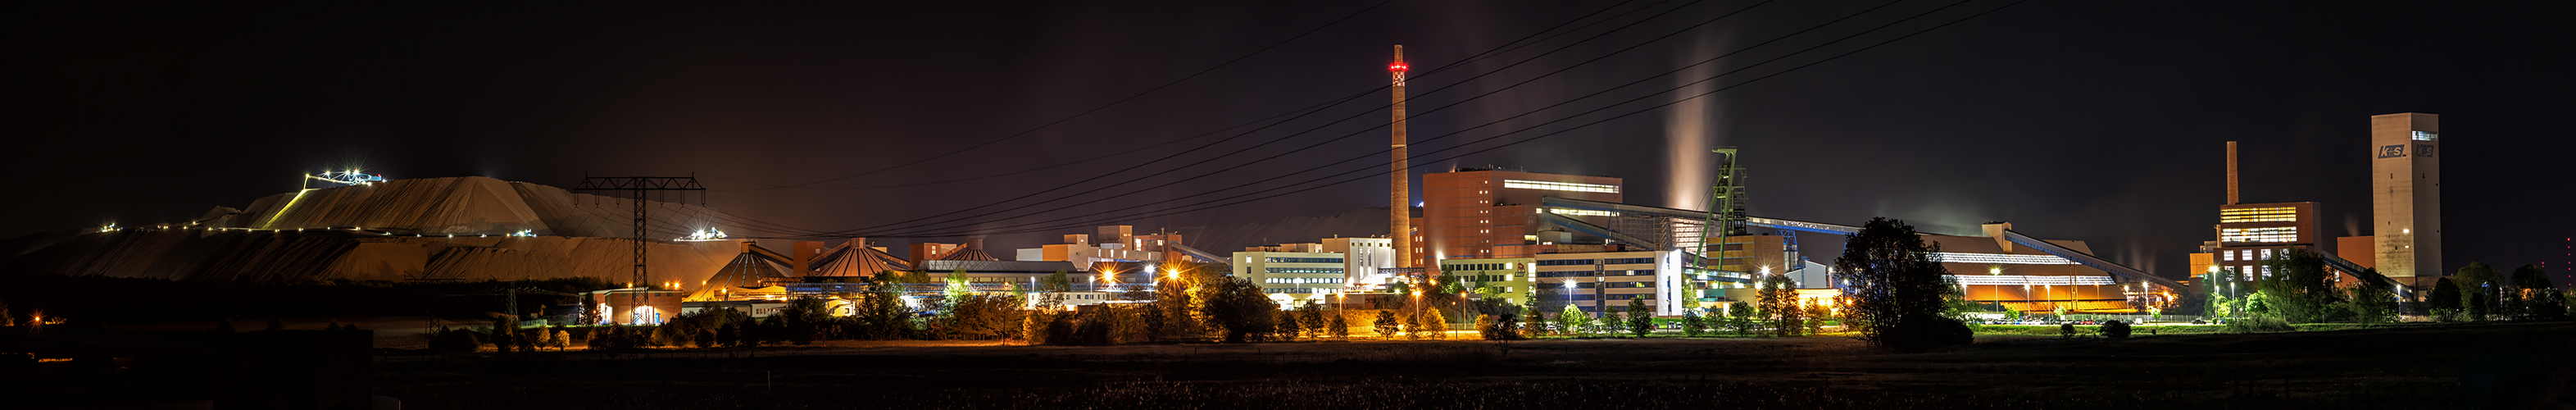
[937,238,1000,262]
[807,238,913,278]
[699,242,793,290]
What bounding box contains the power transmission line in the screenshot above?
[702,0,1662,194]
[831,0,2025,239]
[732,0,1397,191]
[792,0,1760,237]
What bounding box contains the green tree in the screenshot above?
[2254,248,2342,323]
[1556,304,1588,336]
[1197,276,1277,343]
[2455,262,2504,320]
[1021,310,1053,345]
[1727,301,1756,336]
[943,269,975,303]
[1801,298,1831,335]
[2514,265,2555,319]
[1274,309,1302,341]
[1624,298,1653,337]
[1328,311,1351,339]
[1759,276,1803,336]
[1681,310,1707,337]
[1372,309,1401,339]
[578,293,601,326]
[1152,272,1200,340]
[2340,284,2397,324]
[2429,277,2464,321]
[2514,264,2567,320]
[1401,308,1424,339]
[1297,303,1326,337]
[1042,270,1075,292]
[1833,217,1972,352]
[1522,308,1550,338]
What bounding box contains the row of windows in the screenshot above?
[1264,277,1345,284]
[1535,270,1656,278]
[1444,274,1519,283]
[1265,267,1345,274]
[2221,227,2297,243]
[1537,259,1594,266]
[1602,257,1656,265]
[1265,257,1344,263]
[1541,208,1616,217]
[2220,248,2278,262]
[2219,207,2298,223]
[2210,265,2276,280]
[1563,294,1653,301]
[1441,262,1519,271]
[1502,179,1620,194]
[1264,288,1329,294]
[1566,281,1653,289]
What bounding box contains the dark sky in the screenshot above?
[7,1,2573,281]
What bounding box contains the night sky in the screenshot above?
[7,1,2572,282]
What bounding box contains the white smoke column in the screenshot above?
[1665,30,1723,212]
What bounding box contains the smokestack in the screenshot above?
[2225,141,2239,205]
[1390,44,1414,268]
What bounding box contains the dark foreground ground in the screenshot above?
[375,322,2576,409]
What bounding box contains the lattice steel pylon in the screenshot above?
[575,174,703,325]
[1695,148,1747,272]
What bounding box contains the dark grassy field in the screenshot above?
[374,321,2575,409]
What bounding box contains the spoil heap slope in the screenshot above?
[6,176,747,283]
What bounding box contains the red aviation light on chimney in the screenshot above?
[1389,62,1408,72]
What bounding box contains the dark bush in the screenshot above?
[2059,323,2077,338]
[2101,320,2131,339]
[429,330,483,353]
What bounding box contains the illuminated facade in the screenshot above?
[1436,257,1535,307]
[1533,251,1665,316]
[1320,237,1397,289]
[1233,251,1349,305]
[1928,232,2133,312]
[2208,202,2321,280]
[1418,169,1624,267]
[2370,112,2442,287]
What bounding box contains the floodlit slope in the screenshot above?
[7,226,743,283]
[5,176,756,284]
[230,176,732,238]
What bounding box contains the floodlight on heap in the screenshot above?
[679,228,729,242]
[310,170,387,186]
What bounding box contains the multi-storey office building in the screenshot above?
[1232,251,1349,306]
[1435,257,1535,307]
[1532,251,1670,316]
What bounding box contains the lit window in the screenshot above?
[1502,180,1620,194]
[2221,227,2297,244]
[1927,253,2080,265]
[2219,207,2297,223]
[1543,208,1616,217]
[2413,130,2438,141]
